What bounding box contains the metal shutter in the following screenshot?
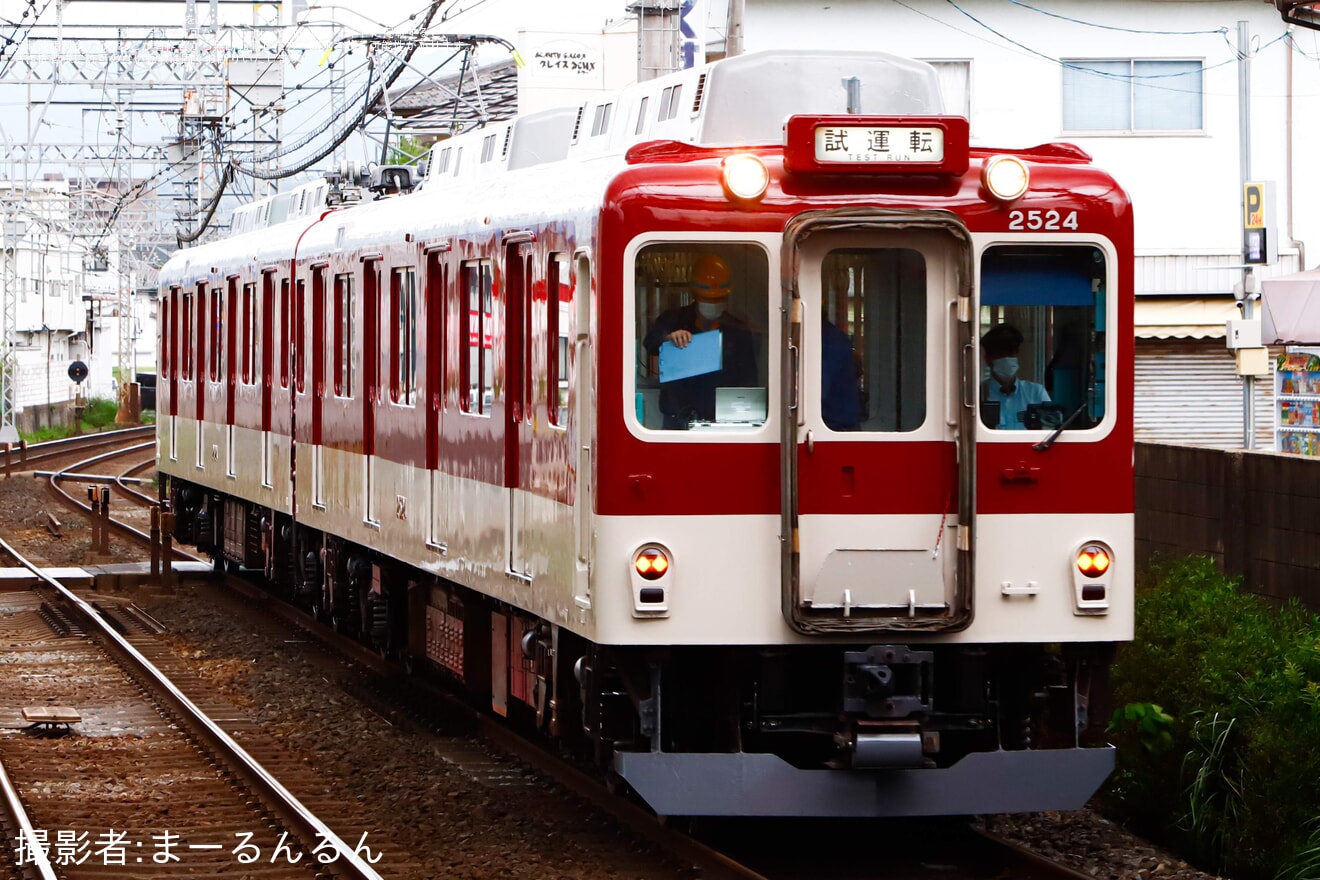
[1135,339,1272,449]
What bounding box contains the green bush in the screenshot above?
[18,396,130,444]
[1107,555,1320,879]
[81,396,118,429]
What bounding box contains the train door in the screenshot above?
[225,277,238,477]
[781,216,974,633]
[503,237,534,582]
[424,246,448,550]
[363,258,382,524]
[195,281,208,469]
[260,271,275,487]
[310,265,327,507]
[166,289,178,460]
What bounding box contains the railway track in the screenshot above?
[0,428,155,478]
[0,537,408,879]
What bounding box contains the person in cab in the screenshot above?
[643,254,758,429]
[980,322,1050,430]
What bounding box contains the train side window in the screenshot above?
[182,289,194,379]
[547,253,571,428]
[461,261,493,416]
[633,243,770,431]
[821,248,927,433]
[210,283,224,383]
[391,267,418,406]
[978,245,1107,432]
[241,282,256,385]
[423,250,446,412]
[295,279,306,394]
[334,273,354,398]
[279,278,290,390]
[164,288,178,378]
[226,278,239,388]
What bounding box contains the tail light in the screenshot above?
[630,544,672,617]
[1071,541,1112,615]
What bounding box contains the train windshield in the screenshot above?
[978,245,1107,432]
[633,243,771,431]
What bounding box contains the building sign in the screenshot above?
[530,40,600,79]
[680,0,706,70]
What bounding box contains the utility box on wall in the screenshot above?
[1226,318,1262,349]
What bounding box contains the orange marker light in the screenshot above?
[635,548,670,581]
[1076,544,1111,578]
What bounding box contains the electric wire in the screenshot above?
[1003,0,1228,36]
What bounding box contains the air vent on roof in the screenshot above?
[661,85,683,121]
[571,104,586,144]
[635,96,649,135]
[691,73,707,115]
[481,134,496,163]
[591,103,613,137]
[502,126,513,158]
[436,147,451,174]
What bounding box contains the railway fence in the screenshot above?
[1135,441,1320,606]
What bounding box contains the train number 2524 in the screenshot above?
[1007,209,1079,231]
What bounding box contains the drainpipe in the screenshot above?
[1286,31,1308,270]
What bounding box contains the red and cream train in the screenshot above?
[157,49,1134,817]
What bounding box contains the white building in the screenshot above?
[735,0,1320,448]
[0,181,94,431]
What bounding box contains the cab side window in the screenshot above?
[979,245,1107,431]
[633,243,769,431]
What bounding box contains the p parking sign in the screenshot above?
[1242,181,1277,265]
[1244,183,1264,229]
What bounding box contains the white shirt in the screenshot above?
[983,379,1051,429]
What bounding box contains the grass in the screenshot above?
[18,396,141,444]
[1106,555,1320,880]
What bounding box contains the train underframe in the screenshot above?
[168,478,1116,817]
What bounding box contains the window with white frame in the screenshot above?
[1062,59,1203,132]
[925,60,970,121]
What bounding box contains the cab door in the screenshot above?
[781,214,974,633]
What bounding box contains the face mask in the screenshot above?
[991,357,1019,383]
[697,300,724,320]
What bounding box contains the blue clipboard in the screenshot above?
[658,330,723,383]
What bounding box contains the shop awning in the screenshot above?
[1261,268,1320,344]
[1134,297,1238,339]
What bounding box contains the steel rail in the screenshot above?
[42,441,204,562]
[114,455,161,506]
[2,426,155,470]
[0,753,58,880]
[0,533,386,880]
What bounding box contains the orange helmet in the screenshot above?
[690,254,732,299]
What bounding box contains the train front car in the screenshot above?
[590,51,1133,817]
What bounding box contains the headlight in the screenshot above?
[722,154,770,201]
[981,154,1030,202]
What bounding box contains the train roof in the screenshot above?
[422,49,945,185]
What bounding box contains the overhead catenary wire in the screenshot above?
[233,0,448,180]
